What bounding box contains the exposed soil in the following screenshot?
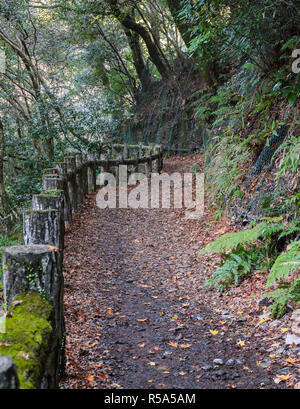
[60,154,299,389]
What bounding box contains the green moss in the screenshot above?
[38,194,62,198]
[0,292,53,389]
[41,189,63,196]
[26,209,57,213]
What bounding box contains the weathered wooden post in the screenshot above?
[137,143,145,174]
[159,145,164,172]
[2,244,65,388]
[123,144,128,160]
[65,156,77,214]
[87,153,97,193]
[54,162,72,224]
[32,192,64,213]
[32,192,65,251]
[23,209,64,251]
[43,175,71,225]
[75,154,84,204]
[110,144,119,184]
[122,144,129,183]
[145,147,152,178]
[81,153,89,197]
[97,152,109,188]
[153,145,161,173]
[43,174,64,191]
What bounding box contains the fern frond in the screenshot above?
[278,221,300,239]
[199,222,267,254]
[266,241,300,288]
[262,288,290,318]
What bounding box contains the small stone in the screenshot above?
[277,367,290,375]
[285,333,300,346]
[225,359,235,367]
[212,370,226,378]
[196,315,204,321]
[221,311,230,316]
[202,365,212,371]
[213,359,224,366]
[291,309,300,337]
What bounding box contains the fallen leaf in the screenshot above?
[167,341,178,347]
[285,358,298,364]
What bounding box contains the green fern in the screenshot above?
[199,221,278,254]
[205,245,265,291]
[278,221,300,239]
[199,217,299,255]
[263,276,300,318]
[266,241,300,288]
[199,223,265,254]
[260,241,300,317]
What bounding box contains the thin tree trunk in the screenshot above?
[107,0,170,82]
[0,119,12,234]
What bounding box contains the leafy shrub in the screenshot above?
[205,244,267,292]
[200,218,300,317]
[0,233,22,281]
[199,218,284,255]
[263,241,300,318]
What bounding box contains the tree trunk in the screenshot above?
[165,0,192,48]
[108,0,170,82]
[0,119,12,234]
[124,27,153,92]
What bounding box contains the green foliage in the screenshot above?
[0,233,22,281]
[201,219,300,316]
[276,135,300,178]
[263,276,300,319]
[266,241,300,288]
[205,244,267,292]
[199,219,282,255]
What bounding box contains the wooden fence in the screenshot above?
[0,143,163,389]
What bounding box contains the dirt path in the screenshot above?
[60,155,286,389]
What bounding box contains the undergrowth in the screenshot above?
[201,218,300,318]
[0,232,22,281]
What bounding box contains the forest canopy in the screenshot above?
[0,0,299,232]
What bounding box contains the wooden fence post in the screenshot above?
[75,154,84,204]
[87,153,97,193]
[23,209,64,252]
[65,157,77,214]
[81,153,89,197]
[43,175,71,225]
[2,244,65,387]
